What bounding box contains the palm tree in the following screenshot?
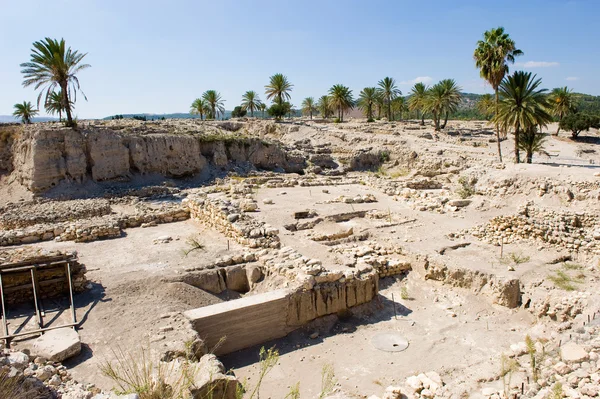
[548,87,576,135]
[377,77,401,121]
[408,82,429,125]
[493,71,552,163]
[190,98,209,120]
[259,102,267,118]
[45,91,71,122]
[439,79,462,129]
[241,91,261,117]
[201,90,225,119]
[13,101,38,124]
[476,93,495,120]
[301,97,317,119]
[328,85,354,122]
[391,97,408,121]
[518,127,547,164]
[317,95,333,119]
[357,87,378,120]
[20,38,90,127]
[423,80,462,131]
[265,73,293,105]
[474,27,523,162]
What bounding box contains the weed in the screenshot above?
[389,169,409,179]
[248,347,279,399]
[551,382,563,399]
[562,262,582,270]
[379,151,390,163]
[0,368,44,399]
[548,265,584,291]
[285,382,301,399]
[525,335,546,383]
[374,165,387,177]
[400,286,409,300]
[500,251,530,266]
[101,346,193,399]
[500,354,518,398]
[318,363,336,399]
[183,236,205,256]
[456,176,477,199]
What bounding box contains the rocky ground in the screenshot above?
[0,118,599,398]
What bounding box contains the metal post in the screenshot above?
[30,268,43,329]
[65,262,77,329]
[0,273,8,340]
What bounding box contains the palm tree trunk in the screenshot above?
[61,83,74,127]
[442,112,449,129]
[59,110,62,122]
[555,119,561,136]
[527,150,533,164]
[420,110,425,126]
[494,89,503,163]
[433,111,439,131]
[514,123,520,163]
[388,98,391,121]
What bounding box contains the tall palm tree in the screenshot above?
[377,77,401,121]
[190,98,209,120]
[201,90,225,119]
[13,101,38,124]
[408,82,429,125]
[241,90,261,117]
[476,93,495,120]
[328,85,354,122]
[439,79,462,129]
[20,38,90,127]
[317,95,333,119]
[357,87,378,120]
[301,97,317,119]
[548,87,576,135]
[424,85,445,131]
[45,90,70,122]
[474,27,523,162]
[265,73,293,105]
[493,71,552,163]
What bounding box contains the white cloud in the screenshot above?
[399,76,433,85]
[515,61,560,68]
[566,76,579,81]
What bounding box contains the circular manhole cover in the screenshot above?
[371,332,409,352]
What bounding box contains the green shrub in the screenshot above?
[559,113,600,138]
[367,117,375,123]
[456,176,477,199]
[231,106,247,118]
[333,117,341,123]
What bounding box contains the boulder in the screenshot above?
[188,354,241,399]
[224,265,249,293]
[561,342,588,363]
[447,199,471,208]
[32,327,82,362]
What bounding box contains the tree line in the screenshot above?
[11,34,600,165]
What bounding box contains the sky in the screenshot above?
[1,0,598,119]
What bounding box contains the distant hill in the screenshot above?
[101,112,240,121]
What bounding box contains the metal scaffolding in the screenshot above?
[0,254,78,345]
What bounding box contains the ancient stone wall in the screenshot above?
[10,126,306,192]
[471,203,600,253]
[184,194,280,249]
[184,270,379,355]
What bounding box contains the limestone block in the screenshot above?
[32,327,81,362]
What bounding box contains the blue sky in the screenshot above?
[1,0,598,119]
